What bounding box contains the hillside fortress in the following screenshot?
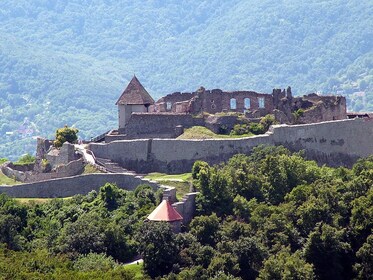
[108,76,347,140]
[87,76,371,174]
[1,76,372,224]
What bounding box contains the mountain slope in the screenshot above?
[0,0,372,159]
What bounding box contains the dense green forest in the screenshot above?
[1,146,372,279]
[0,0,372,159]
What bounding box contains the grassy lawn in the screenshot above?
[144,172,193,200]
[177,126,253,139]
[124,262,145,280]
[0,171,21,185]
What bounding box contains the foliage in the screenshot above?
[354,233,373,280]
[292,108,305,124]
[14,153,35,165]
[54,125,79,148]
[73,252,118,272]
[0,247,135,279]
[183,146,373,280]
[259,114,277,131]
[258,248,315,280]
[124,262,146,280]
[0,0,372,160]
[0,183,158,277]
[230,114,277,136]
[137,221,179,278]
[1,146,373,279]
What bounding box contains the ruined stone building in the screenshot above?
[108,76,347,141]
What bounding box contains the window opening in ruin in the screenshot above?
[230,98,237,110]
[258,97,265,108]
[166,102,172,111]
[244,98,251,109]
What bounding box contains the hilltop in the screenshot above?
[0,0,372,159]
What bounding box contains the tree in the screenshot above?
[14,153,35,165]
[99,183,124,211]
[304,224,352,280]
[190,214,220,246]
[258,249,315,280]
[231,237,267,280]
[259,114,277,131]
[354,233,373,280]
[56,211,107,256]
[54,125,79,148]
[137,221,179,278]
[73,253,118,272]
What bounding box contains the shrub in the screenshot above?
[249,123,265,135]
[259,114,277,131]
[14,154,35,165]
[230,124,249,136]
[54,125,79,148]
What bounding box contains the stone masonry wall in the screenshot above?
[0,173,159,198]
[90,119,373,174]
[0,173,194,224]
[1,159,85,183]
[124,113,204,138]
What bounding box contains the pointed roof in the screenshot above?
[116,76,155,105]
[147,200,183,222]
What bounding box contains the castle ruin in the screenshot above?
[108,76,347,141]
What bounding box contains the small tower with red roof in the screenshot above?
[147,199,183,233]
[116,76,155,133]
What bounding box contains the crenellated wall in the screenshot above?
[90,119,373,174]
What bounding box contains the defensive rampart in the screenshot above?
[0,173,197,224]
[90,119,373,173]
[0,173,159,198]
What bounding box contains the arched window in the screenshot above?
[258,97,265,108]
[244,98,251,109]
[230,98,237,110]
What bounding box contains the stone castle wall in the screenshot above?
[0,173,195,224]
[123,113,205,138]
[0,173,158,198]
[90,119,373,173]
[1,158,85,183]
[300,96,347,123]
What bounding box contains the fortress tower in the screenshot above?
[147,199,183,233]
[116,76,154,132]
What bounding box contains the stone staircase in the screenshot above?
[95,157,135,174]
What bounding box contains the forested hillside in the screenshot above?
[0,0,372,159]
[1,147,372,279]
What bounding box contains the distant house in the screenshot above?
[116,75,155,132]
[147,199,183,233]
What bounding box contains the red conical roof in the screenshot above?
[147,200,183,222]
[115,75,155,105]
